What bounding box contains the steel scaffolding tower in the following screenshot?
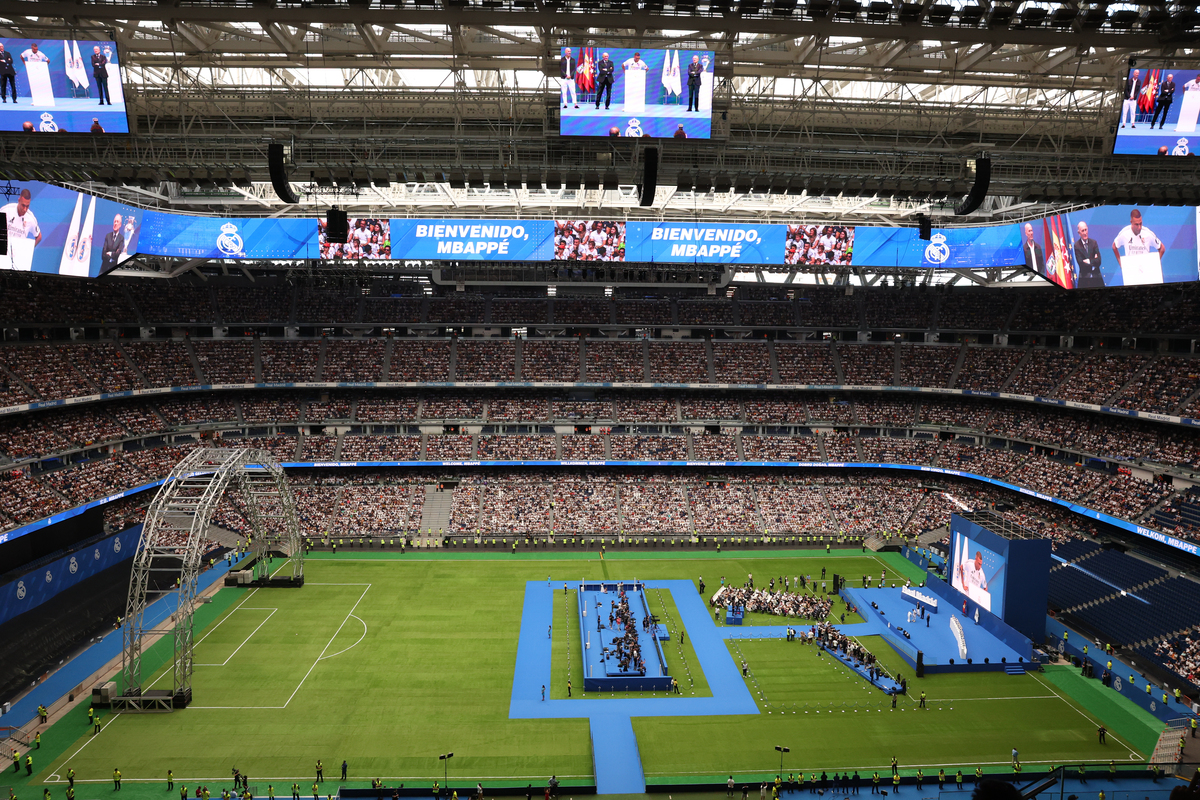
[119,447,302,710]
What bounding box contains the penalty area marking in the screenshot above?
[48,713,123,780]
[193,608,278,667]
[318,614,368,661]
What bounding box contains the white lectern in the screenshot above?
[4,238,36,272]
[1175,91,1200,133]
[27,61,55,107]
[700,72,714,112]
[624,70,646,114]
[1120,253,1164,286]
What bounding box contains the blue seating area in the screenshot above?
[1076,549,1167,590]
[1053,538,1102,563]
[1065,578,1200,647]
[1149,488,1200,540]
[1048,565,1114,610]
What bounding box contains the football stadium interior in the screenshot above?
[3,4,1200,800]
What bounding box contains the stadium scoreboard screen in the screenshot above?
[948,514,1051,642]
[0,37,131,134]
[1112,66,1200,157]
[556,47,716,139]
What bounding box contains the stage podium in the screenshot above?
[624,69,646,113]
[27,60,56,106]
[700,71,714,112]
[1176,91,1200,133]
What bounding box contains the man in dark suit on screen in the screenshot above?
[595,52,615,110]
[1073,221,1103,288]
[1151,73,1176,129]
[101,213,124,270]
[686,55,703,112]
[91,45,112,105]
[1023,223,1045,273]
[0,43,16,104]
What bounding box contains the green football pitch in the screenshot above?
[9,549,1165,799]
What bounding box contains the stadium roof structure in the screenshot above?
[2,1,1199,285]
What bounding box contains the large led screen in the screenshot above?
[557,47,715,139]
[1112,67,1200,157]
[0,38,130,134]
[950,528,1008,614]
[1022,204,1199,288]
[137,212,319,260]
[2,182,143,277]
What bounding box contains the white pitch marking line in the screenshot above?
[1028,671,1141,759]
[194,608,277,667]
[282,584,371,708]
[50,712,123,778]
[318,614,368,661]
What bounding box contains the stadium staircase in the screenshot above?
[946,343,968,389]
[829,342,846,384]
[1004,664,1026,675]
[115,340,150,388]
[1150,720,1188,770]
[183,339,205,383]
[1001,350,1032,390]
[417,485,455,542]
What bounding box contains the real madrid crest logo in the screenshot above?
[1114,677,1122,691]
[16,580,26,600]
[94,547,101,560]
[39,112,58,133]
[1172,137,1190,156]
[923,232,950,265]
[624,118,644,138]
[216,222,245,257]
[114,538,122,553]
[70,556,79,574]
[45,569,53,583]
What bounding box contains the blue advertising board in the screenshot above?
[137,213,319,259]
[389,219,556,261]
[625,221,783,263]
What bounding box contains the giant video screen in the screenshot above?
[557,47,715,139]
[138,212,319,260]
[2,182,143,277]
[0,38,130,134]
[950,527,1008,614]
[1022,204,1199,288]
[1112,67,1200,157]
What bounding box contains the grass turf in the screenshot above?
[7,549,1160,798]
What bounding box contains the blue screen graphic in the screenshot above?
[851,224,1025,269]
[1112,68,1200,157]
[950,529,1008,614]
[389,219,555,261]
[0,38,130,134]
[138,213,319,259]
[625,221,783,263]
[558,47,715,139]
[2,182,143,277]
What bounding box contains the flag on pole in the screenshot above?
[72,41,90,89]
[662,49,673,95]
[670,50,682,97]
[1139,68,1160,114]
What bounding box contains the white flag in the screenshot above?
[671,50,682,97]
[661,50,673,94]
[73,41,90,89]
[59,193,85,275]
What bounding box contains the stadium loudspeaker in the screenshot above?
[326,207,349,244]
[917,213,931,241]
[639,147,659,207]
[954,155,991,216]
[916,651,925,678]
[268,143,300,205]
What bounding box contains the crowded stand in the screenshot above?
[0,469,71,527]
[1010,290,1090,332]
[837,344,894,386]
[422,394,484,419]
[586,341,644,382]
[354,394,419,422]
[1113,355,1200,415]
[425,435,475,460]
[301,435,338,461]
[858,436,939,465]
[0,274,137,324]
[712,341,771,385]
[865,292,933,330]
[796,291,860,328]
[756,484,836,532]
[478,479,552,533]
[1151,632,1200,685]
[1005,349,1082,398]
[552,478,620,532]
[362,297,424,324]
[617,300,672,325]
[67,343,142,395]
[216,286,292,324]
[449,481,482,531]
[389,340,451,382]
[476,435,556,460]
[136,285,216,324]
[0,417,67,461]
[339,434,421,461]
[102,495,149,533]
[521,340,581,382]
[240,394,300,424]
[822,432,861,461]
[616,395,676,422]
[1085,472,1174,520]
[295,290,361,323]
[124,340,198,388]
[427,297,487,324]
[237,435,298,463]
[194,340,257,384]
[43,408,127,449]
[775,343,837,384]
[955,347,1024,392]
[738,301,794,327]
[554,398,614,420]
[899,344,955,388]
[488,396,550,421]
[323,340,385,383]
[854,399,915,427]
[824,479,925,535]
[649,341,709,383]
[741,435,821,462]
[712,584,833,621]
[745,398,808,424]
[806,399,855,424]
[260,341,320,383]
[1150,489,1200,541]
[688,483,758,532]
[935,290,1013,331]
[1054,352,1148,405]
[691,434,739,460]
[333,483,424,537]
[560,435,607,460]
[619,481,689,533]
[304,397,352,421]
[44,454,149,506]
[682,399,741,420]
[1005,457,1108,502]
[3,346,95,400]
[456,340,516,381]
[678,301,732,326]
[610,435,688,460]
[109,402,168,436]
[491,298,549,325]
[554,298,612,325]
[158,396,239,426]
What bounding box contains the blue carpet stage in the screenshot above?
[844,587,1031,673]
[579,581,673,692]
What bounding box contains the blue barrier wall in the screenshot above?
[0,525,141,627]
[921,572,1034,659]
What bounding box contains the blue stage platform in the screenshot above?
[578,581,673,692]
[845,586,1031,673]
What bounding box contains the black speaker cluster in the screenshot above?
[325,208,349,244]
